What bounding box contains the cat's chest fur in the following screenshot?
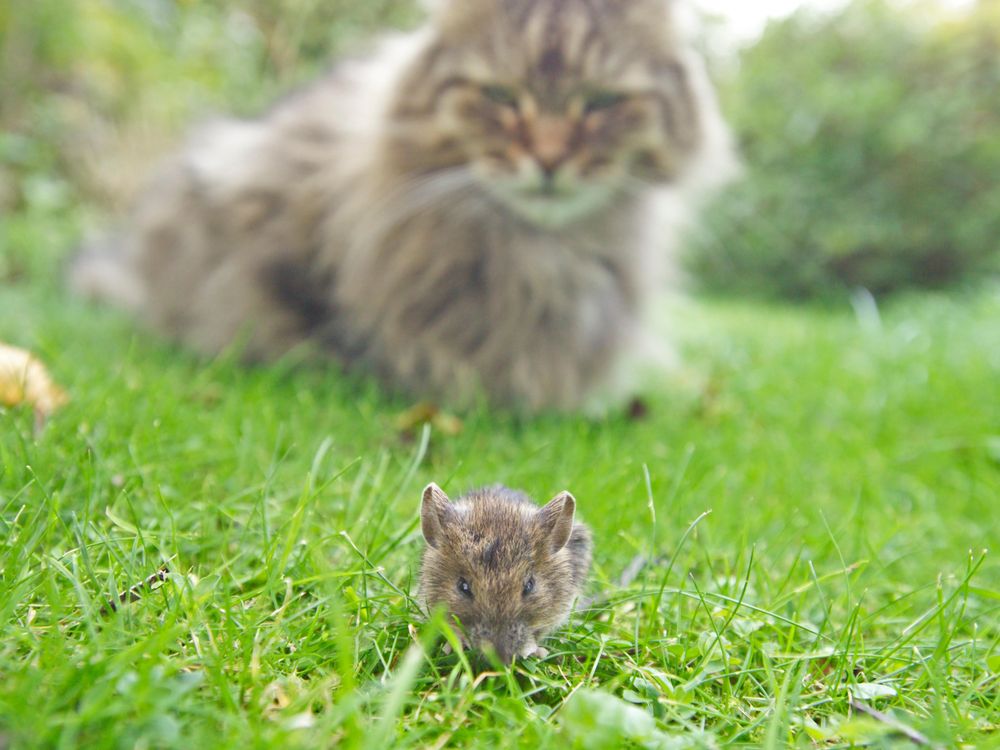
[325,195,647,410]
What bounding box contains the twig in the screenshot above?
[100,565,171,615]
[849,699,942,749]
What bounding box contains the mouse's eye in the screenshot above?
[458,578,473,599]
[522,577,535,597]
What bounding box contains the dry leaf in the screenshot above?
[0,343,69,420]
[849,683,898,701]
[626,397,651,421]
[395,401,463,438]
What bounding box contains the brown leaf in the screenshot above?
[626,397,651,421]
[395,401,463,438]
[0,343,69,419]
[395,401,439,433]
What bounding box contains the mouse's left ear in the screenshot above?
[421,483,455,549]
[539,491,576,554]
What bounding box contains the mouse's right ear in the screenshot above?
[421,483,454,549]
[539,491,577,554]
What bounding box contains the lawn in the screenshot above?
[1,2,999,744]
[1,216,998,746]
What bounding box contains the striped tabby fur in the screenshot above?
[71,0,736,411]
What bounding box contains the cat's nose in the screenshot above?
[534,153,566,179]
[529,116,572,178]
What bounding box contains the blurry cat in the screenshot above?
[71,0,737,411]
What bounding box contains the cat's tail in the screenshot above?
[67,234,145,313]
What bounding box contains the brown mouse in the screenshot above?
[419,482,592,664]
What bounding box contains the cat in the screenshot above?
[71,0,737,412]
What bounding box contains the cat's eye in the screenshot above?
[584,90,627,113]
[522,577,535,597]
[481,84,519,108]
[458,578,474,598]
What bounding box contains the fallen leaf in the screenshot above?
[285,711,316,730]
[627,397,651,421]
[395,402,463,438]
[0,342,69,420]
[561,688,710,750]
[849,682,898,701]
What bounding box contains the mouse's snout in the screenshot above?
[481,639,515,665]
[479,638,520,664]
[469,621,529,665]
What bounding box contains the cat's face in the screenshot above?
[392,0,702,228]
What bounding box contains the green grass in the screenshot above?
[1,4,998,744]
[1,232,998,747]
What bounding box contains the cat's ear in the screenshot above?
[425,0,498,33]
[420,0,457,19]
[538,491,577,554]
[616,0,674,19]
[421,483,455,549]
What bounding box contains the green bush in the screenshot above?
[0,0,418,281]
[688,0,1000,300]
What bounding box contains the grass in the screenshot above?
[1,234,998,747]
[2,2,999,746]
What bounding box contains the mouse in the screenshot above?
[418,482,592,664]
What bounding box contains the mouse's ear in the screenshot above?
[421,483,454,549]
[539,491,576,554]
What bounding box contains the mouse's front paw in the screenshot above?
[519,639,548,659]
[442,634,470,656]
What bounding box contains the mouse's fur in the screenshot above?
[419,483,591,663]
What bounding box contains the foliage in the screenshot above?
[0,0,418,283]
[688,0,1000,300]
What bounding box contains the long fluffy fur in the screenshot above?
[71,0,737,411]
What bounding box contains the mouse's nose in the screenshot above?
[495,644,516,665]
[480,639,515,665]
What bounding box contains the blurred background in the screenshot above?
[1,0,998,300]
